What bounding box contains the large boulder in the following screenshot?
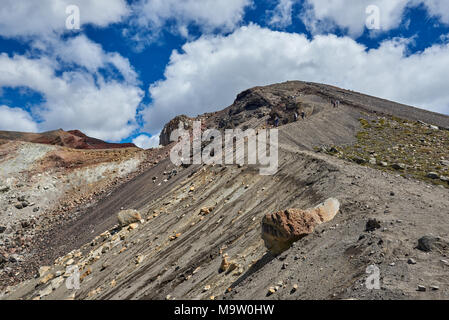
[117,209,142,227]
[261,198,340,255]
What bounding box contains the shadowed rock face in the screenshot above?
[261,198,340,255]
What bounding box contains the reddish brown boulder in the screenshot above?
[261,198,340,255]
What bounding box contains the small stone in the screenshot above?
[408,258,417,265]
[417,235,442,252]
[135,255,144,265]
[65,259,74,266]
[291,284,298,293]
[39,266,52,277]
[117,209,142,227]
[128,223,139,230]
[430,285,439,291]
[391,163,405,170]
[427,172,439,179]
[417,285,426,292]
[203,285,211,292]
[267,287,276,296]
[365,219,381,232]
[39,273,55,285]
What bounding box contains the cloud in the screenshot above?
[37,35,139,84]
[0,105,38,132]
[0,0,129,38]
[421,0,449,23]
[128,0,252,44]
[300,0,449,37]
[268,0,294,28]
[0,52,143,141]
[132,133,160,149]
[142,24,449,133]
[300,0,409,37]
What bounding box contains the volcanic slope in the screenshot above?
[2,81,449,300]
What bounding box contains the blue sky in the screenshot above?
[1,0,449,148]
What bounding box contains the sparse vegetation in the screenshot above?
[322,116,449,188]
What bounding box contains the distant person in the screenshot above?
[300,111,305,120]
[335,100,340,108]
[274,116,279,127]
[294,112,298,121]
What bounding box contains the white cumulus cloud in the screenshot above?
[0,105,38,132]
[0,0,129,38]
[268,0,294,28]
[132,133,160,149]
[142,24,449,134]
[300,0,449,37]
[0,53,143,141]
[129,0,252,43]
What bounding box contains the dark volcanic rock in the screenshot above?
[365,219,381,232]
[416,236,447,252]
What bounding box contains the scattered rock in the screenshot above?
[39,266,52,278]
[267,287,276,296]
[365,219,381,232]
[0,226,6,233]
[0,185,10,192]
[200,207,215,216]
[407,258,417,265]
[417,285,426,292]
[427,172,439,179]
[117,209,142,227]
[0,254,6,265]
[431,285,439,291]
[441,160,449,167]
[261,198,340,255]
[291,284,298,294]
[417,235,448,252]
[219,256,239,273]
[135,255,144,265]
[391,163,406,170]
[39,273,55,285]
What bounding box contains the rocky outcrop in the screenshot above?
[117,210,142,227]
[159,115,195,146]
[261,198,340,255]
